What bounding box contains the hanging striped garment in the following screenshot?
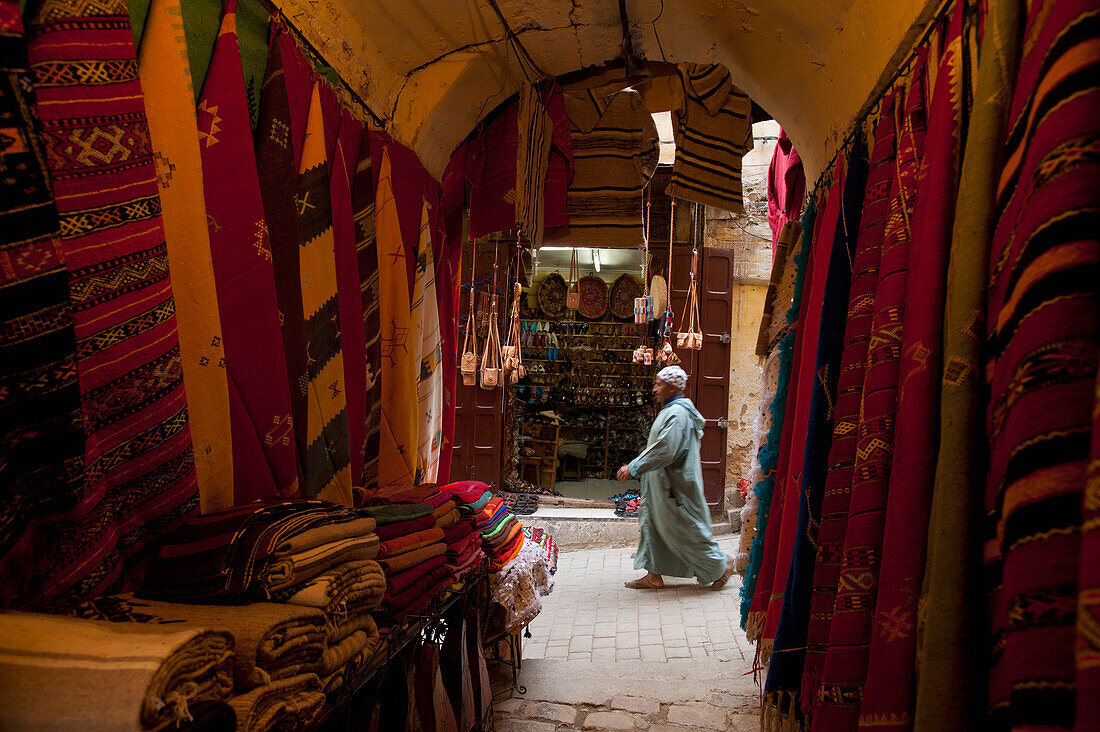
[24,0,197,608]
[545,89,657,248]
[984,0,1100,726]
[375,148,418,489]
[296,83,352,506]
[667,63,752,214]
[800,92,899,718]
[516,83,553,245]
[137,0,233,512]
[352,135,382,490]
[180,0,267,125]
[415,201,444,484]
[329,110,367,486]
[812,60,927,732]
[0,0,83,576]
[255,24,314,491]
[197,0,298,502]
[861,7,967,728]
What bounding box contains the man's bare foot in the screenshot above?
[711,554,735,591]
[624,573,664,589]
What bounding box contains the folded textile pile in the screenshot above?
[76,595,327,690]
[443,481,525,573]
[139,501,378,603]
[442,515,485,586]
[227,673,325,732]
[0,610,234,730]
[362,501,450,624]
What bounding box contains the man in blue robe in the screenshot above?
[617,365,734,590]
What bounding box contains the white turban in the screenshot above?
[656,365,687,390]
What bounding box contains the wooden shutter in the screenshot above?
[696,247,735,510]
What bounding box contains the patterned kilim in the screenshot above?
[915,1,1019,727]
[405,197,426,482]
[415,201,444,484]
[667,63,753,213]
[329,109,366,484]
[764,140,869,722]
[0,0,83,569]
[800,92,898,718]
[812,61,926,731]
[137,0,232,512]
[24,0,197,608]
[860,8,966,729]
[544,89,657,248]
[351,133,381,490]
[295,83,351,506]
[180,0,267,124]
[375,147,418,489]
[255,24,313,494]
[197,0,297,502]
[434,187,460,485]
[740,208,811,633]
[757,135,846,655]
[983,0,1099,726]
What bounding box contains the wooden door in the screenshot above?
[450,379,504,484]
[696,248,735,510]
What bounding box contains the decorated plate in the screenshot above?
[537,272,568,317]
[577,275,608,319]
[609,274,643,319]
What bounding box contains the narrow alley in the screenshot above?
[493,536,761,731]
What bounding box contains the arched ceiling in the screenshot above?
[271,0,938,182]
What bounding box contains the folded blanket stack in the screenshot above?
[361,503,451,625]
[442,516,485,586]
[136,500,387,727]
[0,610,234,730]
[442,481,525,574]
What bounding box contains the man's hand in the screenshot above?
[617,465,632,482]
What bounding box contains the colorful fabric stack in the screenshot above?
[360,503,451,624]
[442,481,525,572]
[0,610,234,730]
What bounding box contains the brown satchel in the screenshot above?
[676,249,703,350]
[460,288,478,386]
[565,248,580,310]
[480,293,502,389]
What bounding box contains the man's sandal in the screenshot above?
[711,555,735,591]
[624,575,663,590]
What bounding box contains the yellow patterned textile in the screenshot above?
[296,84,352,506]
[137,0,233,511]
[415,201,443,483]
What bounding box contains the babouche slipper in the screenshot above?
[624,575,663,590]
[711,554,735,591]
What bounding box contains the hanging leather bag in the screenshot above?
[460,289,478,386]
[565,248,580,310]
[480,295,502,389]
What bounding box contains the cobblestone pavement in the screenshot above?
[493,535,761,731]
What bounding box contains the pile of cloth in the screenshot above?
[0,610,235,730]
[442,481,525,572]
[438,487,487,586]
[488,539,555,635]
[131,499,387,729]
[360,502,450,625]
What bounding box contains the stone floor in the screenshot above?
[492,535,762,731]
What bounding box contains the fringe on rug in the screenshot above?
[762,691,806,732]
[759,636,774,666]
[746,610,766,643]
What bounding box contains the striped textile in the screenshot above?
[296,83,352,505]
[667,63,752,213]
[330,110,366,485]
[0,610,234,730]
[544,89,657,248]
[137,0,233,512]
[197,0,298,502]
[764,139,868,722]
[25,0,198,609]
[375,147,418,488]
[0,0,83,568]
[255,23,313,492]
[812,60,926,731]
[516,82,553,245]
[800,92,899,718]
[915,2,1020,727]
[351,133,382,490]
[983,0,1100,726]
[860,8,967,728]
[415,201,444,484]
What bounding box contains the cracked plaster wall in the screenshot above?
[270,0,936,183]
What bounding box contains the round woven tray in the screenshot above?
[609,274,643,319]
[536,272,568,317]
[577,275,608,319]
